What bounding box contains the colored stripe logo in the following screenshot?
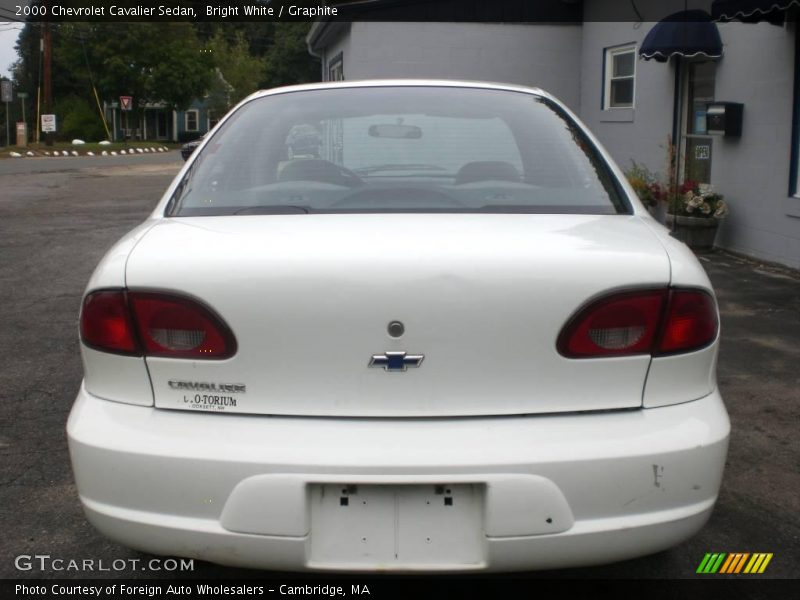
[697,553,773,574]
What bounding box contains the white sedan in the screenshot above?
[67,80,729,572]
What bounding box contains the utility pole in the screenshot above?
[43,1,53,146]
[1,79,10,148]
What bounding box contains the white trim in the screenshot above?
[640,50,723,61]
[603,44,636,110]
[716,0,800,20]
[185,109,199,132]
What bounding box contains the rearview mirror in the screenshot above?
[368,124,422,139]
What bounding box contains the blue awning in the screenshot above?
[711,0,799,23]
[639,10,723,63]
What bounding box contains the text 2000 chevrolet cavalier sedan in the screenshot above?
[67,80,729,572]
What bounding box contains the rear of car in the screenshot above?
[68,81,729,572]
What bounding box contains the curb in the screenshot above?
[7,146,172,158]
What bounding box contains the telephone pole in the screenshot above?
[43,0,53,146]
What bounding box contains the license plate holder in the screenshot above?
[308,483,485,568]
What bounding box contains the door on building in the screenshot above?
[145,110,157,140]
[682,61,716,184]
[157,112,168,139]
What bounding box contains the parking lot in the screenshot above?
[0,155,798,579]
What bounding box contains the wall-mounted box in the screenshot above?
[706,102,744,137]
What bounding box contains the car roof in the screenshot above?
[244,79,552,103]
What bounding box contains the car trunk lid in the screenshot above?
[126,214,669,417]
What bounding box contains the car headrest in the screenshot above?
[278,159,357,187]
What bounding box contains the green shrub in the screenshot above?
[56,96,106,142]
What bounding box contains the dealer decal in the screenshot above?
[168,380,245,412]
[183,394,237,411]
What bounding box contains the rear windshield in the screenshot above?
[167,86,629,216]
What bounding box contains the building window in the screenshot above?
[328,53,344,82]
[603,45,636,109]
[185,110,199,132]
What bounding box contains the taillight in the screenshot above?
[128,293,236,358]
[558,288,717,358]
[80,291,138,355]
[558,290,667,357]
[80,290,236,359]
[658,290,718,354]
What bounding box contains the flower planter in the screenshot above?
[666,214,721,251]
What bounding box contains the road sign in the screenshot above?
[119,96,133,111]
[18,92,28,99]
[1,80,11,103]
[41,114,57,133]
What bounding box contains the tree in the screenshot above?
[10,23,41,103]
[263,23,320,90]
[198,21,320,92]
[58,95,106,141]
[80,23,214,110]
[8,20,319,141]
[208,30,265,107]
[195,22,276,59]
[11,23,102,140]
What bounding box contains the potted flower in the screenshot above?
[624,161,668,222]
[666,180,728,250]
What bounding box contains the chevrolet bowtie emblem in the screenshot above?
[369,351,424,372]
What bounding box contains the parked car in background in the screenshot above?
[180,135,204,160]
[68,80,729,572]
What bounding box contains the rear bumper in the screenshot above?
[67,385,729,572]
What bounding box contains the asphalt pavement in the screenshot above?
[0,156,797,581]
[0,150,179,175]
